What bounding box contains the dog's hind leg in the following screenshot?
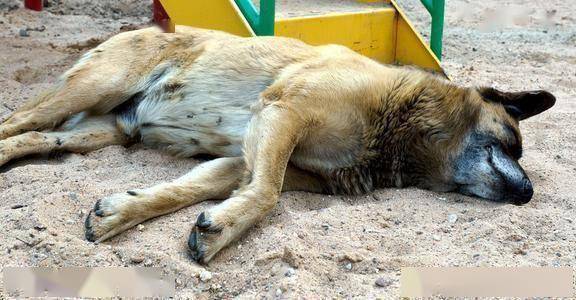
[0,115,127,168]
[0,45,145,140]
[84,158,325,243]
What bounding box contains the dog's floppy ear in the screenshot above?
[479,88,556,120]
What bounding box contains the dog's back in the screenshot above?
[62,26,373,158]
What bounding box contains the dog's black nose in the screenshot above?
[509,178,533,205]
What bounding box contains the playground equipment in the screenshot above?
[24,0,42,11]
[22,0,444,74]
[153,0,445,74]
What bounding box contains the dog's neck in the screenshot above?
[371,73,480,189]
[325,72,480,195]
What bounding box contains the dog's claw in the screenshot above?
[195,212,211,228]
[84,211,96,242]
[188,231,205,263]
[94,199,104,217]
[187,210,234,264]
[83,193,147,243]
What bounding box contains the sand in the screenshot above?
[0,0,574,298]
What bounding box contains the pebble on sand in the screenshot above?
[344,262,352,270]
[130,255,144,264]
[375,277,393,288]
[33,224,47,231]
[19,28,29,37]
[200,270,213,282]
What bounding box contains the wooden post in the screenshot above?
[24,0,43,11]
[153,0,174,32]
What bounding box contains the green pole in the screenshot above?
[419,0,444,60]
[234,0,275,36]
[430,0,444,59]
[258,0,275,36]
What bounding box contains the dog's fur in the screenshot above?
[0,26,555,263]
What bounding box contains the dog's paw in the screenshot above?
[84,191,145,242]
[188,211,237,264]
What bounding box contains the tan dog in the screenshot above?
[0,26,555,263]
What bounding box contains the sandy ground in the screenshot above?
[0,0,575,298]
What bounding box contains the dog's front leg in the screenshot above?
[188,102,311,263]
[85,157,245,242]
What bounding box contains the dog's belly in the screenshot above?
[136,96,253,157]
[116,65,273,157]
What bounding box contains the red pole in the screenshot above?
[153,0,172,32]
[24,0,43,11]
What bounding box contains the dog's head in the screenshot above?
[449,88,555,204]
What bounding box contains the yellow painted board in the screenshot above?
[390,0,444,74]
[159,0,254,37]
[275,9,397,64]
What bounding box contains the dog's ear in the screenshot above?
[479,88,556,120]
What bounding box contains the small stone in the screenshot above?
[10,204,27,209]
[448,214,458,223]
[19,28,29,37]
[130,256,144,264]
[344,262,352,270]
[137,224,145,231]
[143,258,153,266]
[321,223,330,230]
[514,249,527,255]
[285,268,295,277]
[275,288,283,296]
[199,270,212,282]
[33,224,47,231]
[33,253,48,261]
[68,192,79,202]
[415,230,423,235]
[66,219,75,225]
[375,277,393,288]
[28,25,46,32]
[472,47,477,52]
[432,234,441,241]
